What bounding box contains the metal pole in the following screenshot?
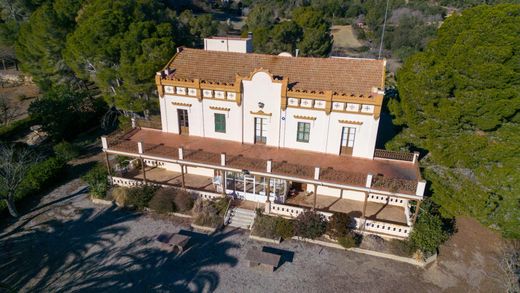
[378,0,391,59]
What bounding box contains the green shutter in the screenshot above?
[214,113,226,133]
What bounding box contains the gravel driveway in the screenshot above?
[0,179,497,292]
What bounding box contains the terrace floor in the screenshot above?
[126,167,216,192]
[121,129,419,181]
[286,193,407,225]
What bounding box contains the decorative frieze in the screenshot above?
[361,104,374,113]
[203,89,213,98]
[214,91,225,99]
[164,86,175,94]
[227,92,236,100]
[332,102,345,111]
[250,110,272,116]
[294,115,317,121]
[171,101,192,107]
[314,100,326,109]
[209,106,231,111]
[176,87,186,95]
[338,119,363,125]
[300,99,313,108]
[288,98,299,106]
[346,103,360,112]
[188,88,197,96]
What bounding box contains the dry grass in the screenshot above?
[331,25,363,49]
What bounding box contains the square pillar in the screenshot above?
[178,147,184,160]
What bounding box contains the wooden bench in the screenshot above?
[245,247,281,272]
[156,233,191,253]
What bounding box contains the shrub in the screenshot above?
[82,164,109,199]
[173,189,194,212]
[111,186,129,206]
[327,212,351,239]
[53,141,79,162]
[192,198,227,228]
[294,210,327,239]
[338,232,362,249]
[149,188,175,214]
[252,214,278,239]
[409,212,449,257]
[388,239,414,257]
[275,217,295,239]
[126,185,158,210]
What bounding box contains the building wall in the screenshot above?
[204,38,252,53]
[242,71,283,147]
[159,73,379,158]
[202,99,243,142]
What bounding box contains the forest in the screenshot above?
[0,0,518,242]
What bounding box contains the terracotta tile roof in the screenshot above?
[165,48,385,95]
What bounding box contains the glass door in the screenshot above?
[254,117,268,144]
[177,109,189,135]
[340,126,356,155]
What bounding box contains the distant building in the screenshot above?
[102,36,425,239]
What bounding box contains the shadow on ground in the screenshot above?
[0,204,239,292]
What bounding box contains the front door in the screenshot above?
[254,117,268,144]
[340,126,356,155]
[177,109,189,135]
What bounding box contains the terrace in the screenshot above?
[105,128,422,195]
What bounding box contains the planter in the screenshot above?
[190,223,218,233]
[291,236,437,267]
[90,196,114,206]
[249,234,282,244]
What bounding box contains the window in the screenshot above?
[296,122,310,143]
[214,113,226,133]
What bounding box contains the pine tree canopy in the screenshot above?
[389,4,520,238]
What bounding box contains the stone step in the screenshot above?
[227,207,256,230]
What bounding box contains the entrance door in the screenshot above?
[177,109,189,135]
[340,126,356,155]
[254,117,268,144]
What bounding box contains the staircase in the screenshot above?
[227,207,256,230]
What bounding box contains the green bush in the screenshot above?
[337,232,362,249]
[53,141,80,162]
[294,210,327,239]
[82,164,109,199]
[252,214,278,239]
[148,188,175,214]
[409,212,449,256]
[126,185,158,210]
[17,157,66,199]
[327,212,351,239]
[275,217,295,239]
[0,117,34,140]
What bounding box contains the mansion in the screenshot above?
[102,36,425,239]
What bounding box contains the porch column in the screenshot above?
[104,152,112,176]
[221,153,226,195]
[361,192,368,218]
[313,184,318,211]
[138,142,146,184]
[266,159,272,203]
[412,200,422,225]
[265,177,271,203]
[180,164,186,189]
[140,158,147,184]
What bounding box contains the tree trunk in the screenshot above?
[5,197,19,218]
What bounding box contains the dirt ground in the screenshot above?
[0,81,39,122]
[331,25,363,49]
[0,172,509,292]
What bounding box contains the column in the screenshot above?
[180,164,186,188]
[313,184,318,211]
[361,192,368,218]
[412,200,422,225]
[221,170,227,195]
[265,177,271,203]
[104,152,112,176]
[140,158,147,184]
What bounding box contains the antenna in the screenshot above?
[378,0,390,59]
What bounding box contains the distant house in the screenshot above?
[102,36,425,239]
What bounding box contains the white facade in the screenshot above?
[159,70,380,159]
